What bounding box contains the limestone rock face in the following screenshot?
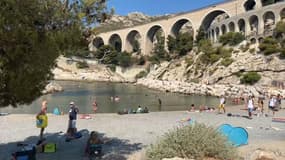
[139,45,285,98]
[42,82,63,94]
[100,12,172,29]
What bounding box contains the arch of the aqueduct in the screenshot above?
[91,0,285,55]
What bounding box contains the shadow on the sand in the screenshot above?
[0,129,143,160]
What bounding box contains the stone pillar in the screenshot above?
[234,22,239,32]
[255,0,262,9]
[274,10,281,22]
[245,19,251,37]
[213,29,217,42]
[258,15,264,35]
[140,33,147,55]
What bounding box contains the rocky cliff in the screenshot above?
[136,42,285,98]
[53,42,285,98]
[95,12,173,33]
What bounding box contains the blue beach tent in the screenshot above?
[218,124,248,147]
[228,127,248,147]
[218,124,233,137]
[53,107,60,115]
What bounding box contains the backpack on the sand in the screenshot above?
[43,143,56,153]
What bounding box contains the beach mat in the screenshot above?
[272,117,285,123]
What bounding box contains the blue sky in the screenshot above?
[107,0,226,16]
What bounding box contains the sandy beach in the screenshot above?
[1,105,285,160]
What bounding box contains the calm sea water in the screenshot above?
[0,81,223,114]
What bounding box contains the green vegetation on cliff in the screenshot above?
[240,72,261,85]
[258,21,285,58]
[219,32,245,46]
[167,32,193,58]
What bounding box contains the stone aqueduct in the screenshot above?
[91,0,285,55]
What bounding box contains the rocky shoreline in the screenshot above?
[136,78,285,98]
[51,56,285,98]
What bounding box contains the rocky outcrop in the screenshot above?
[54,43,285,98]
[136,78,270,98]
[42,82,63,94]
[97,12,173,32]
[248,149,284,160]
[52,56,143,83]
[136,43,285,98]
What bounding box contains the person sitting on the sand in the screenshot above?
[143,107,149,113]
[85,131,103,156]
[188,104,195,112]
[114,96,120,102]
[137,105,143,113]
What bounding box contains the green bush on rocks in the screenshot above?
[240,72,261,85]
[219,32,245,46]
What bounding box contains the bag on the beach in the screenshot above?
[43,143,56,153]
[13,147,36,160]
[36,115,48,128]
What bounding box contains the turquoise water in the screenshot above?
[0,81,223,114]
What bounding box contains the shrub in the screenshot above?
[199,46,232,65]
[94,45,118,64]
[240,72,261,85]
[219,32,245,46]
[259,37,280,55]
[135,71,148,79]
[274,21,285,40]
[146,123,237,160]
[151,30,168,61]
[167,32,193,57]
[220,57,234,66]
[117,51,132,68]
[76,61,89,69]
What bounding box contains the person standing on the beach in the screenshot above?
[36,100,48,142]
[218,96,226,114]
[92,98,98,113]
[268,95,277,116]
[257,97,264,115]
[158,98,162,111]
[276,94,282,110]
[67,101,79,137]
[247,96,254,119]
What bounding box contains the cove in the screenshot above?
[0,81,224,114]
